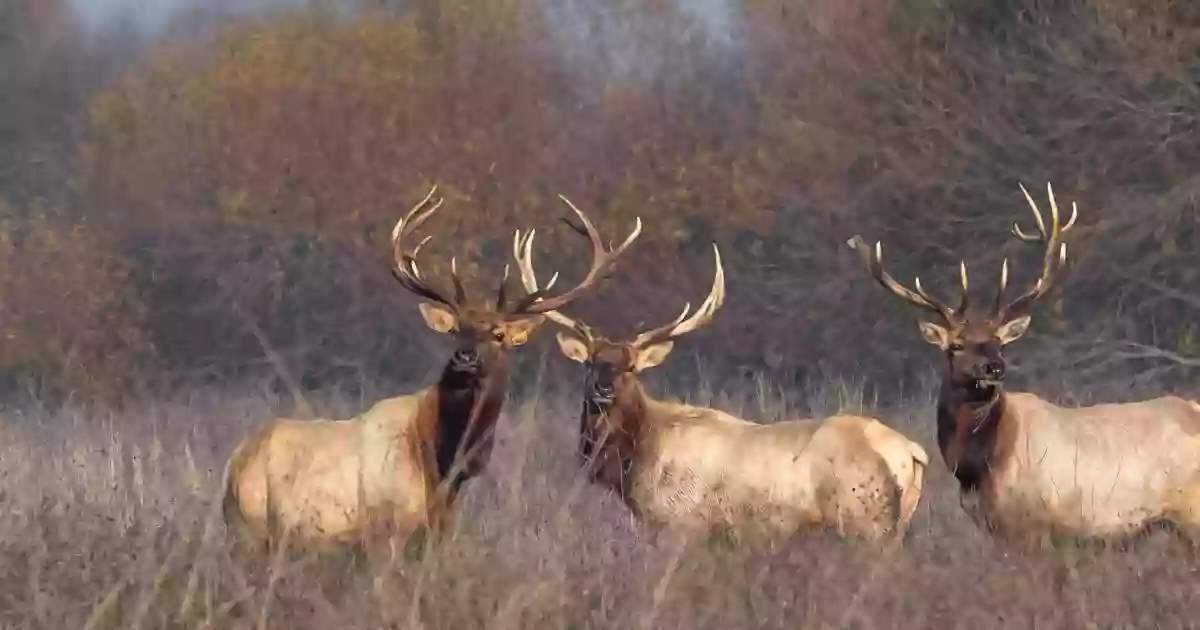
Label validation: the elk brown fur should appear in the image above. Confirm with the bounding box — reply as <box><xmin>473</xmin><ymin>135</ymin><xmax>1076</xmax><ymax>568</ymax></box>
<box><xmin>516</xmin><ymin>235</ymin><xmax>929</xmax><ymax>543</ymax></box>
<box><xmin>222</xmin><ymin>186</ymin><xmax>642</xmax><ymax>553</ymax></box>
<box><xmin>849</xmin><ymin>182</ymin><xmax>1200</xmax><ymax>543</ymax></box>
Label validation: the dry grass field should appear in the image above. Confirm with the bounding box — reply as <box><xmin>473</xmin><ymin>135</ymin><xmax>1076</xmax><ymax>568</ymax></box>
<box><xmin>1</xmin><ymin>365</ymin><xmax>1197</xmax><ymax>630</ymax></box>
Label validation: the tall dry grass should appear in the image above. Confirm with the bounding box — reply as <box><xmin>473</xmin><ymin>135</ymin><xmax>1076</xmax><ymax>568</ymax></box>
<box><xmin>1</xmin><ymin>368</ymin><xmax>1197</xmax><ymax>629</ymax></box>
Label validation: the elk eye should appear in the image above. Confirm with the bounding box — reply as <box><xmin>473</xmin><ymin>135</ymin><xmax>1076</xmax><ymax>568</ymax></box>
<box><xmin>493</xmin><ymin>330</ymin><xmax>506</xmax><ymax>342</ymax></box>
<box><xmin>949</xmin><ymin>343</ymin><xmax>964</xmax><ymax>352</ymax></box>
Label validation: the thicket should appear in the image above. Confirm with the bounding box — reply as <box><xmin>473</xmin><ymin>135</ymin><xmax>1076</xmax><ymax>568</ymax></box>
<box><xmin>3</xmin><ymin>0</ymin><xmax>1199</xmax><ymax>403</ymax></box>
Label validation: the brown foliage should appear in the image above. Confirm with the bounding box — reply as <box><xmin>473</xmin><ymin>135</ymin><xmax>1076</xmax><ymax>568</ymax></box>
<box><xmin>54</xmin><ymin>0</ymin><xmax>1200</xmax><ymax>398</ymax></box>
<box><xmin>0</xmin><ymin>204</ymin><xmax>148</xmax><ymax>401</ymax></box>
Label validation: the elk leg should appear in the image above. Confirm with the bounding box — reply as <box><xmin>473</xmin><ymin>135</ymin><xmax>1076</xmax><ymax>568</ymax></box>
<box><xmin>226</xmin><ymin>519</ymin><xmax>271</xmax><ymax>559</ymax></box>
<box><xmin>359</xmin><ymin>520</ymin><xmax>395</xmax><ymax>565</ymax></box>
<box><xmin>893</xmin><ymin>459</ymin><xmax>926</xmax><ymax>543</ymax></box>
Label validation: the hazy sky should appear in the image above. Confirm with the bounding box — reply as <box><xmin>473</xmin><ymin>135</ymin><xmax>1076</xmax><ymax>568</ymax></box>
<box><xmin>65</xmin><ymin>0</ymin><xmax>316</xmax><ymax>36</ymax></box>
<box><xmin>67</xmin><ymin>0</ymin><xmax>737</xmax><ymax>39</ymax></box>
<box><xmin>68</xmin><ymin>0</ymin><xmax>195</xmax><ymax>33</ymax></box>
<box><xmin>543</xmin><ymin>0</ymin><xmax>740</xmax><ymax>85</ymax></box>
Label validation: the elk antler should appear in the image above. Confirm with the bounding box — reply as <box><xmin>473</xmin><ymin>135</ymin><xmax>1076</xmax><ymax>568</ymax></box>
<box><xmin>391</xmin><ymin>184</ymin><xmax>464</xmax><ymax>311</ymax></box>
<box><xmin>846</xmin><ymin>235</ymin><xmax>968</xmax><ymax>325</ymax></box>
<box><xmin>493</xmin><ymin>263</ymin><xmax>511</xmax><ymax>311</ymax></box>
<box><xmin>991</xmin><ymin>182</ymin><xmax>1078</xmax><ymax>321</ymax></box>
<box><xmin>630</xmin><ymin>244</ymin><xmax>725</xmax><ymax>348</ymax></box>
<box><xmin>508</xmin><ymin>195</ymin><xmax>642</xmax><ymax>316</ymax></box>
<box><xmin>513</xmin><ymin>227</ymin><xmax>581</xmax><ymax>332</ymax></box>
<box><xmin>393</xmin><ymin>185</ymin><xmax>545</xmax><ymax>314</ymax></box>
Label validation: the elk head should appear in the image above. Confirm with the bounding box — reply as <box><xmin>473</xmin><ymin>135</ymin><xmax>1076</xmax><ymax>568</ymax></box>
<box><xmin>514</xmin><ymin>224</ymin><xmax>725</xmax><ymax>409</ymax></box>
<box><xmin>392</xmin><ymin>186</ymin><xmax>643</xmax><ymax>378</ymax></box>
<box><xmin>848</xmin><ymin>182</ymin><xmax>1078</xmax><ymax>393</ymax></box>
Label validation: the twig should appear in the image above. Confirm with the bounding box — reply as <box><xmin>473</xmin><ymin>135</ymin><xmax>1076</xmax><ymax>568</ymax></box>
<box><xmin>1106</xmin><ymin>340</ymin><xmax>1200</xmax><ymax>368</ymax></box>
<box><xmin>230</xmin><ymin>302</ymin><xmax>315</xmax><ymax>419</ymax></box>
<box><xmin>1117</xmin><ymin>272</ymin><xmax>1200</xmax><ymax>313</ymax></box>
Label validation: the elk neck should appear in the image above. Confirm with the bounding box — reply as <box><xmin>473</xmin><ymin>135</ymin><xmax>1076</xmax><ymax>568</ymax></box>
<box><xmin>425</xmin><ymin>354</ymin><xmax>511</xmax><ymax>495</ymax></box>
<box><xmin>578</xmin><ymin>372</ymin><xmax>649</xmax><ymax>502</ymax></box>
<box><xmin>936</xmin><ymin>377</ymin><xmax>1009</xmax><ymax>494</ymax></box>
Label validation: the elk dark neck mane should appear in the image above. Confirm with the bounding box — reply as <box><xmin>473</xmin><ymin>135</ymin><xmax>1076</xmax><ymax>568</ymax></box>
<box><xmin>429</xmin><ymin>358</ymin><xmax>510</xmax><ymax>496</ymax></box>
<box><xmin>578</xmin><ymin>374</ymin><xmax>649</xmax><ymax>504</ymax></box>
<box><xmin>936</xmin><ymin>378</ymin><xmax>1008</xmax><ymax>493</ymax></box>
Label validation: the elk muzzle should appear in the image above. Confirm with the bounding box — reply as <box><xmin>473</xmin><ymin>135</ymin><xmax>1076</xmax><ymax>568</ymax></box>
<box><xmin>947</xmin><ymin>340</ymin><xmax>1011</xmax><ymax>390</ymax></box>
<box><xmin>956</xmin><ymin>355</ymin><xmax>1007</xmax><ymax>389</ymax></box>
<box><xmin>590</xmin><ymin>381</ymin><xmax>616</xmax><ymax>406</ymax></box>
<box><xmin>983</xmin><ymin>361</ymin><xmax>1005</xmax><ymax>382</ymax></box>
<box><xmin>451</xmin><ymin>347</ymin><xmax>482</xmax><ymax>373</ymax></box>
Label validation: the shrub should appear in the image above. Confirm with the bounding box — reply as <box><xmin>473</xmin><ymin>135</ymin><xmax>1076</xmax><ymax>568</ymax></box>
<box><xmin>74</xmin><ymin>0</ymin><xmax>1200</xmax><ymax>399</ymax></box>
<box><xmin>0</xmin><ymin>203</ymin><xmax>149</xmax><ymax>402</ymax></box>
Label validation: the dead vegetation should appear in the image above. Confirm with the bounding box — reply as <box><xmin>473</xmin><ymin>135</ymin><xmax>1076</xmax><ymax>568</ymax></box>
<box><xmin>2</xmin><ymin>378</ymin><xmax>1199</xmax><ymax>629</ymax></box>
<box><xmin>0</xmin><ymin>0</ymin><xmax>1193</xmax><ymax>403</ymax></box>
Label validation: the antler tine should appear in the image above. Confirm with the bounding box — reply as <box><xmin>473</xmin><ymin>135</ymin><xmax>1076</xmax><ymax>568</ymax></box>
<box><xmin>1012</xmin><ymin>182</ymin><xmax>1078</xmax><ymax>245</ymax></box>
<box><xmin>1011</xmin><ymin>182</ymin><xmax>1048</xmax><ymax>243</ymax></box>
<box><xmin>391</xmin><ymin>184</ymin><xmax>442</xmax><ymax>244</ymax></box>
<box><xmin>630</xmin><ymin>302</ymin><xmax>693</xmax><ymax>348</ymax></box>
<box><xmin>998</xmin><ymin>242</ymin><xmax>1069</xmax><ymax>320</ymax></box>
<box><xmin>494</xmin><ymin>263</ymin><xmax>510</xmax><ymax>310</ymax></box>
<box><xmin>955</xmin><ymin>261</ymin><xmax>970</xmax><ymax>314</ymax></box>
<box><xmin>511</xmin><ymin>227</ymin><xmax>580</xmax><ymax>331</ymax></box>
<box><xmin>512</xmin><ymin>195</ymin><xmax>642</xmax><ymax>315</ymax></box>
<box><xmin>449</xmin><ymin>257</ymin><xmax>468</xmax><ymax>304</ymax></box>
<box><xmin>390</xmin><ymin>185</ymin><xmax>460</xmax><ymax>309</ymax></box>
<box><xmin>990</xmin><ymin>257</ymin><xmax>1010</xmax><ymax>317</ymax></box>
<box><xmin>846</xmin><ymin>235</ymin><xmax>961</xmax><ymax>324</ymax></box>
<box><xmin>633</xmin><ymin>243</ymin><xmax>725</xmax><ymax>347</ymax></box>
<box><xmin>995</xmin><ymin>182</ymin><xmax>1078</xmax><ymax>320</ymax></box>
<box><xmin>672</xmin><ymin>244</ymin><xmax>726</xmax><ymax>336</ymax></box>
<box><xmin>512</xmin><ymin>229</ymin><xmax>561</xmax><ymax>299</ymax></box>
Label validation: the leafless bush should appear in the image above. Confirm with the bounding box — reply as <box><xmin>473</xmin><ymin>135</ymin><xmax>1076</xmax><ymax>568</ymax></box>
<box><xmin>0</xmin><ymin>205</ymin><xmax>148</xmax><ymax>403</ymax></box>
<box><xmin>2</xmin><ymin>0</ymin><xmax>1199</xmax><ymax>404</ymax></box>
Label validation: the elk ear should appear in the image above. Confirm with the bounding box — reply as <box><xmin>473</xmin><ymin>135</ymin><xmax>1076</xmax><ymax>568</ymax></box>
<box><xmin>633</xmin><ymin>341</ymin><xmax>675</xmax><ymax>373</ymax></box>
<box><xmin>504</xmin><ymin>315</ymin><xmax>544</xmax><ymax>346</ymax></box>
<box><xmin>996</xmin><ymin>315</ymin><xmax>1032</xmax><ymax>345</ymax></box>
<box><xmin>418</xmin><ymin>302</ymin><xmax>457</xmax><ymax>334</ymax></box>
<box><xmin>555</xmin><ymin>331</ymin><xmax>590</xmax><ymax>363</ymax></box>
<box><xmin>918</xmin><ymin>321</ymin><xmax>951</xmax><ymax>350</ymax></box>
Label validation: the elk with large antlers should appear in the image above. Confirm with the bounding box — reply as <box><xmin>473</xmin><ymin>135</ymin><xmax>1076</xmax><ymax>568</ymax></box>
<box><xmin>517</xmin><ymin>227</ymin><xmax>929</xmax><ymax>543</ymax></box>
<box><xmin>222</xmin><ymin>186</ymin><xmax>642</xmax><ymax>553</ymax></box>
<box><xmin>848</xmin><ymin>182</ymin><xmax>1200</xmax><ymax>543</ymax></box>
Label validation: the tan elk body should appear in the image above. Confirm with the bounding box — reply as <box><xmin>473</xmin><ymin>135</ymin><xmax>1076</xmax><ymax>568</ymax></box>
<box><xmin>957</xmin><ymin>392</ymin><xmax>1200</xmax><ymax>538</ymax></box>
<box><xmin>516</xmin><ymin>231</ymin><xmax>928</xmax><ymax>543</ymax></box>
<box><xmin>849</xmin><ymin>183</ymin><xmax>1200</xmax><ymax>543</ymax></box>
<box><xmin>222</xmin><ymin>187</ymin><xmax>642</xmax><ymax>552</ymax></box>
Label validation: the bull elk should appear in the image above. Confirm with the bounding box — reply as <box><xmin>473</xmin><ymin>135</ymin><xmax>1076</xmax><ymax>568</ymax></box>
<box><xmin>848</xmin><ymin>182</ymin><xmax>1200</xmax><ymax>543</ymax></box>
<box><xmin>515</xmin><ymin>230</ymin><xmax>929</xmax><ymax>543</ymax></box>
<box><xmin>222</xmin><ymin>186</ymin><xmax>642</xmax><ymax>553</ymax></box>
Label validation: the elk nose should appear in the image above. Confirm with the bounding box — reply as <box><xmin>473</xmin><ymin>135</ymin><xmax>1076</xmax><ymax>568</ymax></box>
<box><xmin>452</xmin><ymin>348</ymin><xmax>480</xmax><ymax>366</ymax></box>
<box><xmin>984</xmin><ymin>362</ymin><xmax>1005</xmax><ymax>380</ymax></box>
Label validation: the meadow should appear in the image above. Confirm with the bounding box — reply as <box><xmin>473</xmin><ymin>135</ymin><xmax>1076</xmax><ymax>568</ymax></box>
<box><xmin>1</xmin><ymin>368</ymin><xmax>1198</xmax><ymax>629</ymax></box>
